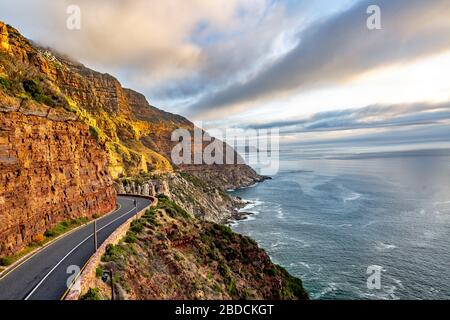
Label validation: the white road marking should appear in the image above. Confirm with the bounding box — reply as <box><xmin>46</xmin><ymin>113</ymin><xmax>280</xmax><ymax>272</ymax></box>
<box><xmin>24</xmin><ymin>199</ymin><xmax>142</xmax><ymax>300</ymax></box>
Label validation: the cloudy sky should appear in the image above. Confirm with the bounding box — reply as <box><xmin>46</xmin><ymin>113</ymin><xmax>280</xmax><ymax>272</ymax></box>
<box><xmin>1</xmin><ymin>0</ymin><xmax>450</xmax><ymax>152</ymax></box>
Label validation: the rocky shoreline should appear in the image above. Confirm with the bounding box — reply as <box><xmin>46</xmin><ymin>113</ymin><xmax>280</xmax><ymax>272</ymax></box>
<box><xmin>226</xmin><ymin>179</ymin><xmax>270</xmax><ymax>224</ymax></box>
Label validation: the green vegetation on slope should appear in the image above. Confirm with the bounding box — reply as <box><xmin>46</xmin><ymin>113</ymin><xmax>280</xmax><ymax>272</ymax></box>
<box><xmin>0</xmin><ymin>46</ymin><xmax>173</xmax><ymax>179</ymax></box>
<box><xmin>87</xmin><ymin>195</ymin><xmax>309</xmax><ymax>300</ymax></box>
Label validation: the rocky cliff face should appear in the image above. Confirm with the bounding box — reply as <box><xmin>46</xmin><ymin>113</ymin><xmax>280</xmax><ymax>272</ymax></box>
<box><xmin>0</xmin><ymin>94</ymin><xmax>116</xmax><ymax>256</ymax></box>
<box><xmin>1</xmin><ymin>21</ymin><xmax>308</xmax><ymax>300</ymax></box>
<box><xmin>0</xmin><ymin>22</ymin><xmax>263</xmax><ymax>187</ymax></box>
<box><xmin>0</xmin><ymin>21</ymin><xmax>263</xmax><ymax>255</ymax></box>
<box><xmin>1</xmin><ymin>20</ymin><xmax>263</xmax><ymax>221</ymax></box>
<box><xmin>0</xmin><ymin>22</ymin><xmax>118</xmax><ymax>257</ymax></box>
<box><xmin>115</xmin><ymin>172</ymin><xmax>245</xmax><ymax>223</ymax></box>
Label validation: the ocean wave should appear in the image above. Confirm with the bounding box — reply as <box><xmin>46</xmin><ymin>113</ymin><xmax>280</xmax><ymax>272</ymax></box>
<box><xmin>362</xmin><ymin>220</ymin><xmax>377</xmax><ymax>228</ymax></box>
<box><xmin>243</xmin><ymin>215</ymin><xmax>257</xmax><ymax>222</ymax></box>
<box><xmin>375</xmin><ymin>242</ymin><xmax>398</xmax><ymax>251</ymax></box>
<box><xmin>298</xmin><ymin>221</ymin><xmax>352</xmax><ymax>229</ymax></box>
<box><xmin>285</xmin><ymin>236</ymin><xmax>311</xmax><ymax>248</ymax></box>
<box><xmin>336</xmin><ymin>223</ymin><xmax>353</xmax><ymax>228</ymax></box>
<box><xmin>276</xmin><ymin>207</ymin><xmax>285</xmax><ymax>220</ymax></box>
<box><xmin>315</xmin><ymin>282</ymin><xmax>338</xmax><ymax>299</ymax></box>
<box><xmin>433</xmin><ymin>200</ymin><xmax>450</xmax><ymax>207</ymax></box>
<box><xmin>343</xmin><ymin>192</ymin><xmax>362</xmax><ymax>202</ymax></box>
<box><xmin>298</xmin><ymin>261</ymin><xmax>311</xmax><ymax>270</ymax></box>
<box><xmin>227</xmin><ymin>182</ymin><xmax>260</xmax><ymax>192</ymax></box>
<box><xmin>238</xmin><ymin>199</ymin><xmax>263</xmax><ymax>214</ymax></box>
<box><xmin>240</xmin><ymin>182</ymin><xmax>260</xmax><ymax>190</ymax></box>
<box><xmin>270</xmin><ymin>240</ymin><xmax>287</xmax><ymax>249</ymax></box>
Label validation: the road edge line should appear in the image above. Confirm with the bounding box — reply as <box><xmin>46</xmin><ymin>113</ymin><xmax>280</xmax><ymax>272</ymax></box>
<box><xmin>0</xmin><ymin>202</ymin><xmax>122</xmax><ymax>281</ymax></box>
<box><xmin>26</xmin><ymin>202</ymin><xmax>140</xmax><ymax>300</ymax></box>
<box><xmin>63</xmin><ymin>195</ymin><xmax>157</xmax><ymax>300</ymax></box>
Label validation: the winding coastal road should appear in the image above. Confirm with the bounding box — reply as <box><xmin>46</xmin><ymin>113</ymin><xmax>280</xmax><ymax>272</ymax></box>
<box><xmin>0</xmin><ymin>195</ymin><xmax>151</xmax><ymax>300</ymax></box>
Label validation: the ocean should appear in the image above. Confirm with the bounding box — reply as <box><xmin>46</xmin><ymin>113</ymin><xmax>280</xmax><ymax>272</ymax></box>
<box><xmin>229</xmin><ymin>148</ymin><xmax>450</xmax><ymax>300</ymax></box>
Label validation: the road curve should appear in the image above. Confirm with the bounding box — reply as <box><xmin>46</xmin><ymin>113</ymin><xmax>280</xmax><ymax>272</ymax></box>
<box><xmin>0</xmin><ymin>195</ymin><xmax>151</xmax><ymax>300</ymax></box>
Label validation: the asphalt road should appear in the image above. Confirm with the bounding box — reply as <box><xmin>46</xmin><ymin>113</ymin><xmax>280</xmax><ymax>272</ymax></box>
<box><xmin>0</xmin><ymin>195</ymin><xmax>151</xmax><ymax>300</ymax></box>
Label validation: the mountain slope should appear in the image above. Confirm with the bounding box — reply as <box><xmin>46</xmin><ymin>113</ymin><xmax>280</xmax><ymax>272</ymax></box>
<box><xmin>0</xmin><ymin>22</ymin><xmax>263</xmax><ymax>189</ymax></box>
<box><xmin>84</xmin><ymin>195</ymin><xmax>309</xmax><ymax>300</ymax></box>
<box><xmin>0</xmin><ymin>21</ymin><xmax>308</xmax><ymax>300</ymax></box>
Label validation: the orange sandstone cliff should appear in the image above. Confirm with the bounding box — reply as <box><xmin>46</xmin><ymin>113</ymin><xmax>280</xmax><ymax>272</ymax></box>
<box><xmin>0</xmin><ymin>20</ymin><xmax>261</xmax><ymax>254</ymax></box>
<box><xmin>0</xmin><ymin>21</ymin><xmax>308</xmax><ymax>300</ymax></box>
<box><xmin>0</xmin><ymin>100</ymin><xmax>116</xmax><ymax>256</ymax></box>
<box><xmin>0</xmin><ymin>22</ymin><xmax>118</xmax><ymax>256</ymax></box>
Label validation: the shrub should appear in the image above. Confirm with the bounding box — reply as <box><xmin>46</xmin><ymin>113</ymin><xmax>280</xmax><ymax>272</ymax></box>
<box><xmin>43</xmin><ymin>218</ymin><xmax>88</xmax><ymax>239</ymax></box>
<box><xmin>0</xmin><ymin>256</ymin><xmax>14</xmax><ymax>267</ymax></box>
<box><xmin>143</xmin><ymin>209</ymin><xmax>160</xmax><ymax>228</ymax></box>
<box><xmin>179</xmin><ymin>172</ymin><xmax>208</xmax><ymax>191</ymax></box>
<box><xmin>266</xmin><ymin>266</ymin><xmax>277</xmax><ymax>276</ymax></box>
<box><xmin>22</xmin><ymin>79</ymin><xmax>55</xmax><ymax>106</ymax></box>
<box><xmin>95</xmin><ymin>267</ymin><xmax>103</xmax><ymax>278</ymax></box>
<box><xmin>0</xmin><ymin>77</ymin><xmax>11</xmax><ymax>91</ymax></box>
<box><xmin>89</xmin><ymin>126</ymin><xmax>100</xmax><ymax>141</ymax></box>
<box><xmin>215</xmin><ymin>224</ymin><xmax>233</xmax><ymax>238</ymax></box>
<box><xmin>124</xmin><ymin>231</ymin><xmax>137</xmax><ymax>244</ymax></box>
<box><xmin>277</xmin><ymin>266</ymin><xmax>309</xmax><ymax>299</ymax></box>
<box><xmin>173</xmin><ymin>253</ymin><xmax>183</xmax><ymax>261</ymax></box>
<box><xmin>157</xmin><ymin>196</ymin><xmax>190</xmax><ymax>219</ymax></box>
<box><xmin>101</xmin><ymin>244</ymin><xmax>125</xmax><ymax>262</ymax></box>
<box><xmin>226</xmin><ymin>278</ymin><xmax>237</xmax><ymax>296</ymax></box>
<box><xmin>81</xmin><ymin>288</ymin><xmax>103</xmax><ymax>300</ymax></box>
<box><xmin>44</xmin><ymin>229</ymin><xmax>57</xmax><ymax>238</ymax></box>
<box><xmin>130</xmin><ymin>220</ymin><xmax>144</xmax><ymax>234</ymax></box>
<box><xmin>32</xmin><ymin>233</ymin><xmax>45</xmax><ymax>244</ymax></box>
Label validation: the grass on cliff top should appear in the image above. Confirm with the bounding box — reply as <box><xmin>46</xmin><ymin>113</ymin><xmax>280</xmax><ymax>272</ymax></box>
<box><xmin>0</xmin><ymin>216</ymin><xmax>96</xmax><ymax>267</ymax></box>
<box><xmin>0</xmin><ymin>52</ymin><xmax>63</xmax><ymax>106</ymax></box>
